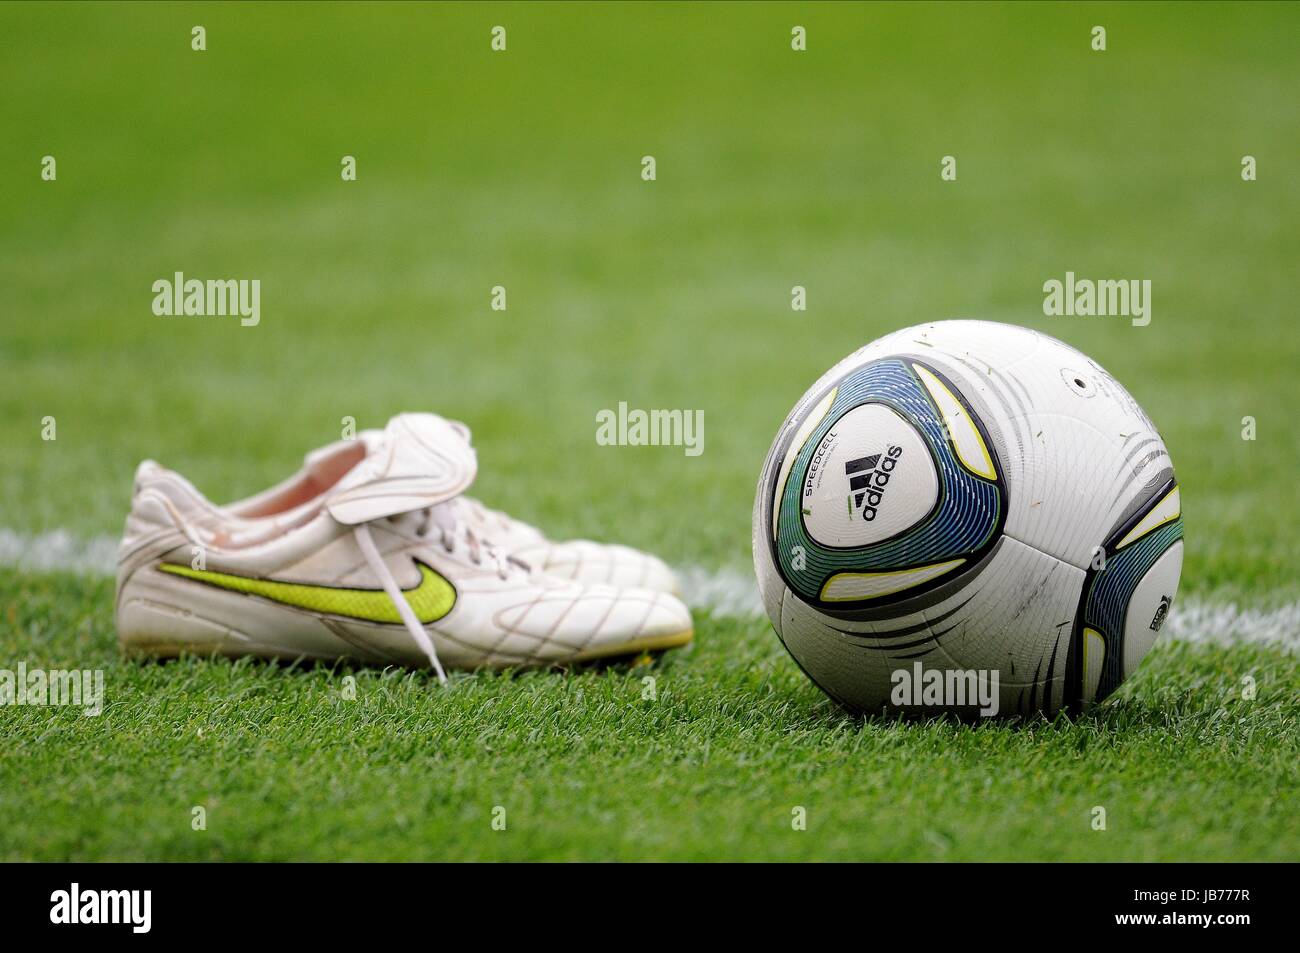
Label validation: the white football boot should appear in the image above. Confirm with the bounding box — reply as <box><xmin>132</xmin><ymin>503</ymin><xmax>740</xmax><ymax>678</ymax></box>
<box><xmin>449</xmin><ymin>496</ymin><xmax>680</xmax><ymax>593</ymax></box>
<box><xmin>225</xmin><ymin>424</ymin><xmax>681</xmax><ymax>594</ymax></box>
<box><xmin>116</xmin><ymin>414</ymin><xmax>693</xmax><ymax>679</ymax></box>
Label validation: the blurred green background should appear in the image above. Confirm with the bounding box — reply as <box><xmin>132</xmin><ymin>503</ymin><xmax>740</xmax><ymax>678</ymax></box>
<box><xmin>2</xmin><ymin>1</ymin><xmax>1297</xmax><ymax>599</ymax></box>
<box><xmin>0</xmin><ymin>2</ymin><xmax>1297</xmax><ymax>862</ymax></box>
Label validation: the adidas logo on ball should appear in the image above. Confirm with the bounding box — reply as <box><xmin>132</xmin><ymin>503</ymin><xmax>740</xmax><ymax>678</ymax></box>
<box><xmin>844</xmin><ymin>446</ymin><xmax>903</xmax><ymax>520</ymax></box>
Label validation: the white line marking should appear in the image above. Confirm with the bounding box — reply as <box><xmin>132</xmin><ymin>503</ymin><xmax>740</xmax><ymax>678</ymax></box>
<box><xmin>677</xmin><ymin>564</ymin><xmax>1299</xmax><ymax>651</ymax></box>
<box><xmin>0</xmin><ymin>529</ymin><xmax>118</xmax><ymax>576</ymax></box>
<box><xmin>677</xmin><ymin>565</ymin><xmax>765</xmax><ymax>620</ymax></box>
<box><xmin>0</xmin><ymin>531</ymin><xmax>1295</xmax><ymax>651</ymax></box>
<box><xmin>1162</xmin><ymin>599</ymin><xmax>1300</xmax><ymax>651</ymax></box>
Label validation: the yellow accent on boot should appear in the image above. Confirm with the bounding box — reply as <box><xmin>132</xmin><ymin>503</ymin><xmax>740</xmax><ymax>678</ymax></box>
<box><xmin>158</xmin><ymin>561</ymin><xmax>455</xmax><ymax>624</ymax></box>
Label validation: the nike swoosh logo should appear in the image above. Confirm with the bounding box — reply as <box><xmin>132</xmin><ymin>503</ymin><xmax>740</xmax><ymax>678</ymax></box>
<box><xmin>158</xmin><ymin>560</ymin><xmax>456</xmax><ymax>624</ymax></box>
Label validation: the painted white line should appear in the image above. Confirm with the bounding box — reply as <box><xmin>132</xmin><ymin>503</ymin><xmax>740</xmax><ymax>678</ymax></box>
<box><xmin>677</xmin><ymin>564</ymin><xmax>1299</xmax><ymax>651</ymax></box>
<box><xmin>678</xmin><ymin>565</ymin><xmax>765</xmax><ymax>619</ymax></box>
<box><xmin>0</xmin><ymin>529</ymin><xmax>118</xmax><ymax>576</ymax></box>
<box><xmin>0</xmin><ymin>531</ymin><xmax>1295</xmax><ymax>651</ymax></box>
<box><xmin>1162</xmin><ymin>599</ymin><xmax>1300</xmax><ymax>651</ymax></box>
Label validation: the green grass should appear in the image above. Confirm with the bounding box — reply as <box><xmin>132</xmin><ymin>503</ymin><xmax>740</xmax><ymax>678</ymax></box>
<box><xmin>3</xmin><ymin>569</ymin><xmax>1296</xmax><ymax>862</ymax></box>
<box><xmin>0</xmin><ymin>1</ymin><xmax>1297</xmax><ymax>860</ymax></box>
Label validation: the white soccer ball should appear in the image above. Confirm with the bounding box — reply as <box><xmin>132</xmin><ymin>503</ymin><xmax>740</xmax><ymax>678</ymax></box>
<box><xmin>752</xmin><ymin>321</ymin><xmax>1183</xmax><ymax>717</ymax></box>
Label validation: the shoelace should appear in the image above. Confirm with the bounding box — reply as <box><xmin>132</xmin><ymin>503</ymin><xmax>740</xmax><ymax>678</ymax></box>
<box><xmin>351</xmin><ymin>503</ymin><xmax>525</xmax><ymax>686</ymax></box>
<box><xmin>352</xmin><ymin>522</ymin><xmax>448</xmax><ymax>685</ymax></box>
<box><xmin>458</xmin><ymin>497</ymin><xmax>519</xmax><ymax>539</ymax></box>
<box><xmin>422</xmin><ymin>503</ymin><xmax>520</xmax><ymax>578</ymax></box>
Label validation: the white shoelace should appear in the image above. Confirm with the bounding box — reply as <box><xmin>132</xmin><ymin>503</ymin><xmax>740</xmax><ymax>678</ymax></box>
<box><xmin>458</xmin><ymin>497</ymin><xmax>518</xmax><ymax>539</ymax></box>
<box><xmin>351</xmin><ymin>504</ymin><xmax>526</xmax><ymax>686</ymax></box>
<box><xmin>352</xmin><ymin>521</ymin><xmax>448</xmax><ymax>685</ymax></box>
<box><xmin>422</xmin><ymin>503</ymin><xmax>521</xmax><ymax>578</ymax></box>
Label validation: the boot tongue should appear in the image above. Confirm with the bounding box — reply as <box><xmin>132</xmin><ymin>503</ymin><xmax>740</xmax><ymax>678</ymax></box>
<box><xmin>326</xmin><ymin>413</ymin><xmax>477</xmax><ymax>525</ymax></box>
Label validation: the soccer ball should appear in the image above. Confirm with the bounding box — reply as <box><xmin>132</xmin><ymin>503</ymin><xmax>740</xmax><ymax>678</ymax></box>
<box><xmin>752</xmin><ymin>321</ymin><xmax>1182</xmax><ymax>717</ymax></box>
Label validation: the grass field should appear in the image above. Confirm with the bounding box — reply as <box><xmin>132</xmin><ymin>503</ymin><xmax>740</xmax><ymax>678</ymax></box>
<box><xmin>1</xmin><ymin>1</ymin><xmax>1297</xmax><ymax>861</ymax></box>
